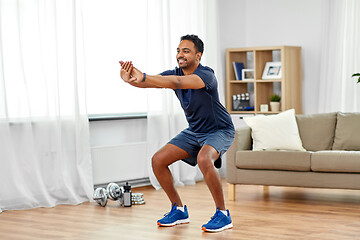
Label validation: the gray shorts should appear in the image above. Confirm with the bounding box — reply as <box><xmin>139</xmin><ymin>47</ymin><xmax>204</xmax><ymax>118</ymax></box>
<box><xmin>168</xmin><ymin>128</ymin><xmax>235</xmax><ymax>169</ymax></box>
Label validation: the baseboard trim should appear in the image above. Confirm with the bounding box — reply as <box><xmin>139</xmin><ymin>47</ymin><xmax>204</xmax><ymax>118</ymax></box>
<box><xmin>94</xmin><ymin>177</ymin><xmax>151</xmax><ymax>189</ymax></box>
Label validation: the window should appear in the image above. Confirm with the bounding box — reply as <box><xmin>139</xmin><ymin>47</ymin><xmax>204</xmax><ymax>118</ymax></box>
<box><xmin>82</xmin><ymin>0</ymin><xmax>148</xmax><ymax>115</ymax></box>
<box><xmin>1</xmin><ymin>0</ymin><xmax>209</xmax><ymax>119</ymax></box>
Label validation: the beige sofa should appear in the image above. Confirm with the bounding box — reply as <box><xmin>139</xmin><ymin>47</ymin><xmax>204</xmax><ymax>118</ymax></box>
<box><xmin>226</xmin><ymin>112</ymin><xmax>360</xmax><ymax>200</ymax></box>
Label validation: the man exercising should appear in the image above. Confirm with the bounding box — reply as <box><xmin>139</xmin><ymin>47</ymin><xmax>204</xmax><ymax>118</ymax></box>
<box><xmin>119</xmin><ymin>34</ymin><xmax>235</xmax><ymax>232</ymax></box>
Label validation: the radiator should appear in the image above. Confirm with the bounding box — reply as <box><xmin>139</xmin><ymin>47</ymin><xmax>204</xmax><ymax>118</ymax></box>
<box><xmin>91</xmin><ymin>142</ymin><xmax>149</xmax><ymax>185</ymax></box>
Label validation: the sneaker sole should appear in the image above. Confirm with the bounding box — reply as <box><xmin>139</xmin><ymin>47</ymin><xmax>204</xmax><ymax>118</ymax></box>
<box><xmin>157</xmin><ymin>218</ymin><xmax>190</xmax><ymax>227</ymax></box>
<box><xmin>201</xmin><ymin>223</ymin><xmax>233</xmax><ymax>232</ymax></box>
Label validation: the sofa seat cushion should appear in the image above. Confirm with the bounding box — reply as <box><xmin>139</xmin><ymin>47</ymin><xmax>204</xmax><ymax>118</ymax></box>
<box><xmin>235</xmin><ymin>150</ymin><xmax>311</xmax><ymax>171</ymax></box>
<box><xmin>311</xmin><ymin>151</ymin><xmax>360</xmax><ymax>173</ymax></box>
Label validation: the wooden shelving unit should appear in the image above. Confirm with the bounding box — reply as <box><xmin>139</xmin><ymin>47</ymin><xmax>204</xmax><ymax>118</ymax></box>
<box><xmin>226</xmin><ymin>46</ymin><xmax>303</xmax><ymax>115</ymax></box>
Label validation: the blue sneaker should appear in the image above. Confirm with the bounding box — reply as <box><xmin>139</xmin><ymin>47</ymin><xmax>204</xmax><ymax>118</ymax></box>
<box><xmin>202</xmin><ymin>208</ymin><xmax>233</xmax><ymax>232</ymax></box>
<box><xmin>157</xmin><ymin>203</ymin><xmax>190</xmax><ymax>227</ymax></box>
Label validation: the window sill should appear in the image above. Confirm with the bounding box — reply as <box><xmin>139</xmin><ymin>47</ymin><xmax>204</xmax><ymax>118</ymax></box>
<box><xmin>88</xmin><ymin>112</ymin><xmax>147</xmax><ymax>122</ymax></box>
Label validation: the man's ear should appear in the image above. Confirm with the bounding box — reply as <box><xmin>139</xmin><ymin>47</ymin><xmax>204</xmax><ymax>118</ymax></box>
<box><xmin>196</xmin><ymin>52</ymin><xmax>202</xmax><ymax>61</ymax></box>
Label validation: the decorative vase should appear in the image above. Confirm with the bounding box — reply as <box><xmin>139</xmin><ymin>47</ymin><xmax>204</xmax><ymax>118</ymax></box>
<box><xmin>270</xmin><ymin>102</ymin><xmax>280</xmax><ymax>112</ymax></box>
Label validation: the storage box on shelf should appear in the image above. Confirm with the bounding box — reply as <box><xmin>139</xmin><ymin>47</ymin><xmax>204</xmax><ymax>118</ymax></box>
<box><xmin>226</xmin><ymin>46</ymin><xmax>303</xmax><ymax>115</ymax></box>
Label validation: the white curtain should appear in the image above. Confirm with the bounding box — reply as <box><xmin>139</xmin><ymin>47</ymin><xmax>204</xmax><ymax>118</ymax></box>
<box><xmin>0</xmin><ymin>0</ymin><xmax>93</xmax><ymax>212</ymax></box>
<box><xmin>145</xmin><ymin>0</ymin><xmax>220</xmax><ymax>189</ymax></box>
<box><xmin>318</xmin><ymin>0</ymin><xmax>360</xmax><ymax>112</ymax></box>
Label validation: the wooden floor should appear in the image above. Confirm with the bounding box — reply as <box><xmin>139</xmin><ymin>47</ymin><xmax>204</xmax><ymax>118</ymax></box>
<box><xmin>1</xmin><ymin>179</ymin><xmax>359</xmax><ymax>240</ymax></box>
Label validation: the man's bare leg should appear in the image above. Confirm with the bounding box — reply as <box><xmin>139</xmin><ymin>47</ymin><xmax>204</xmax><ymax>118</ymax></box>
<box><xmin>197</xmin><ymin>145</ymin><xmax>225</xmax><ymax>210</ymax></box>
<box><xmin>199</xmin><ymin>145</ymin><xmax>233</xmax><ymax>232</ymax></box>
<box><xmin>152</xmin><ymin>143</ymin><xmax>190</xmax><ymax>207</ymax></box>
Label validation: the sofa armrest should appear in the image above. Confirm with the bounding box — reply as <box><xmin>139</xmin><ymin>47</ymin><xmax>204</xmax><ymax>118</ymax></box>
<box><xmin>226</xmin><ymin>126</ymin><xmax>252</xmax><ymax>184</ymax></box>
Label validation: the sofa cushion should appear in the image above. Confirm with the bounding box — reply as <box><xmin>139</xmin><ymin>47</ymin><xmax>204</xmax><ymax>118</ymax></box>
<box><xmin>296</xmin><ymin>112</ymin><xmax>337</xmax><ymax>151</ymax></box>
<box><xmin>235</xmin><ymin>150</ymin><xmax>311</xmax><ymax>171</ymax></box>
<box><xmin>311</xmin><ymin>151</ymin><xmax>360</xmax><ymax>173</ymax></box>
<box><xmin>332</xmin><ymin>112</ymin><xmax>360</xmax><ymax>150</ymax></box>
<box><xmin>243</xmin><ymin>109</ymin><xmax>305</xmax><ymax>151</ymax></box>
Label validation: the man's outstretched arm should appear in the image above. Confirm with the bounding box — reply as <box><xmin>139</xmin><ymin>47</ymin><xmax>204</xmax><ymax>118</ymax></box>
<box><xmin>119</xmin><ymin>61</ymin><xmax>161</xmax><ymax>88</ymax></box>
<box><xmin>120</xmin><ymin>61</ymin><xmax>205</xmax><ymax>89</ymax></box>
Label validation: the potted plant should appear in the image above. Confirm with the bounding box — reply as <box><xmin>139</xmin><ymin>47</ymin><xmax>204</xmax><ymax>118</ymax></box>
<box><xmin>352</xmin><ymin>73</ymin><xmax>360</xmax><ymax>83</ymax></box>
<box><xmin>270</xmin><ymin>94</ymin><xmax>281</xmax><ymax>112</ymax></box>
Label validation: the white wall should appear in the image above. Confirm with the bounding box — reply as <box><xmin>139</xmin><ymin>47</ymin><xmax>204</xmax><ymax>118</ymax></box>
<box><xmin>218</xmin><ymin>0</ymin><xmax>247</xmax><ymax>75</ymax></box>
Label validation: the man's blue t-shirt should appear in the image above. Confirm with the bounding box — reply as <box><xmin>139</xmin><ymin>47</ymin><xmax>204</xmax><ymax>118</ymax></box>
<box><xmin>160</xmin><ymin>64</ymin><xmax>234</xmax><ymax>133</ymax></box>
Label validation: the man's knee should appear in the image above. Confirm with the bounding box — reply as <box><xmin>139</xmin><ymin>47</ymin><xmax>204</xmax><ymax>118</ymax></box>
<box><xmin>151</xmin><ymin>153</ymin><xmax>161</xmax><ymax>170</ymax></box>
<box><xmin>197</xmin><ymin>154</ymin><xmax>213</xmax><ymax>171</ymax></box>
<box><xmin>152</xmin><ymin>152</ymin><xmax>167</xmax><ymax>170</ymax></box>
<box><xmin>198</xmin><ymin>145</ymin><xmax>219</xmax><ymax>171</ymax></box>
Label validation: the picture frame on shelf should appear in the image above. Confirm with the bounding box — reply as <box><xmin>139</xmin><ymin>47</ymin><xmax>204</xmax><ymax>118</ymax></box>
<box><xmin>242</xmin><ymin>69</ymin><xmax>254</xmax><ymax>80</ymax></box>
<box><xmin>262</xmin><ymin>62</ymin><xmax>282</xmax><ymax>79</ymax></box>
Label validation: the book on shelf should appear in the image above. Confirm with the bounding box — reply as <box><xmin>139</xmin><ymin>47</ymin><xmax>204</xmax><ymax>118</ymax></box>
<box><xmin>232</xmin><ymin>62</ymin><xmax>244</xmax><ymax>80</ymax></box>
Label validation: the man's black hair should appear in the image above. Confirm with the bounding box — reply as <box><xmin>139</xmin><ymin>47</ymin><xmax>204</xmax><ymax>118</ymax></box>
<box><xmin>180</xmin><ymin>34</ymin><xmax>204</xmax><ymax>54</ymax></box>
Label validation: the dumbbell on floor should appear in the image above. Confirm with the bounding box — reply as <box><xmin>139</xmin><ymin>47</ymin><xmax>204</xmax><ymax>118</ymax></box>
<box><xmin>93</xmin><ymin>187</ymin><xmax>108</xmax><ymax>207</ymax></box>
<box><xmin>93</xmin><ymin>182</ymin><xmax>124</xmax><ymax>207</ymax></box>
<box><xmin>106</xmin><ymin>182</ymin><xmax>124</xmax><ymax>203</ymax></box>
